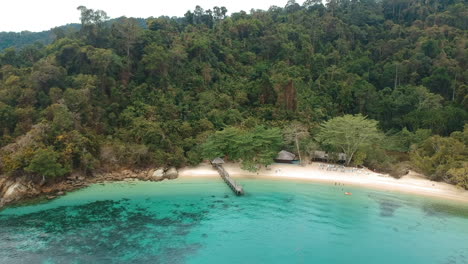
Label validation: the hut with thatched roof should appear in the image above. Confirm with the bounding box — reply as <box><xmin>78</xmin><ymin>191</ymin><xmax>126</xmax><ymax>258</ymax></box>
<box><xmin>337</xmin><ymin>153</ymin><xmax>347</xmax><ymax>163</ymax></box>
<box><xmin>313</xmin><ymin>151</ymin><xmax>328</xmax><ymax>161</ymax></box>
<box><xmin>211</xmin><ymin>157</ymin><xmax>225</xmax><ymax>165</ymax></box>
<box><xmin>274</xmin><ymin>150</ymin><xmax>296</xmax><ymax>163</ymax></box>
<box><xmin>312</xmin><ymin>151</ymin><xmax>347</xmax><ymax>163</ymax></box>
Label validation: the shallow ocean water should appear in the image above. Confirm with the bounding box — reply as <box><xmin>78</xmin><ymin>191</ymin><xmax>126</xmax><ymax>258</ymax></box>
<box><xmin>1</xmin><ymin>177</ymin><xmax>468</xmax><ymax>264</ymax></box>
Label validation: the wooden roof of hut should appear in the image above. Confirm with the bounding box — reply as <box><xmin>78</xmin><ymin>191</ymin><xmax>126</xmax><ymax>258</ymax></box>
<box><xmin>337</xmin><ymin>153</ymin><xmax>347</xmax><ymax>162</ymax></box>
<box><xmin>313</xmin><ymin>151</ymin><xmax>328</xmax><ymax>159</ymax></box>
<box><xmin>211</xmin><ymin>157</ymin><xmax>225</xmax><ymax>165</ymax></box>
<box><xmin>276</xmin><ymin>150</ymin><xmax>296</xmax><ymax>161</ymax></box>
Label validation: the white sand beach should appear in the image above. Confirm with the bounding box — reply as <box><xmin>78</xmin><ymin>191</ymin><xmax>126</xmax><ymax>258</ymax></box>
<box><xmin>179</xmin><ymin>162</ymin><xmax>468</xmax><ymax>203</ymax></box>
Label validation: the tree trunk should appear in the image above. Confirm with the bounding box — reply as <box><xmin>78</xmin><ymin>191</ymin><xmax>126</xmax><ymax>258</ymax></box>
<box><xmin>40</xmin><ymin>175</ymin><xmax>46</xmax><ymax>186</ymax></box>
<box><xmin>295</xmin><ymin>136</ymin><xmax>302</xmax><ymax>165</ymax></box>
<box><xmin>346</xmin><ymin>151</ymin><xmax>355</xmax><ymax>166</ymax></box>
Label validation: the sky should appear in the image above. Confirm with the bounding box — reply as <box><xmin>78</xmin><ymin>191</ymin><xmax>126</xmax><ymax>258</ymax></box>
<box><xmin>0</xmin><ymin>0</ymin><xmax>292</xmax><ymax>32</ymax></box>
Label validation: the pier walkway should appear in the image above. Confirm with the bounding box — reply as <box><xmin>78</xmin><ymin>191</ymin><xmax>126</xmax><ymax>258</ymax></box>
<box><xmin>211</xmin><ymin>159</ymin><xmax>244</xmax><ymax>196</ymax></box>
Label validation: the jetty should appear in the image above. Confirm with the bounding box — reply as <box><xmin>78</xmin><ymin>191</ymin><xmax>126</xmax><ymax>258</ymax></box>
<box><xmin>211</xmin><ymin>158</ymin><xmax>244</xmax><ymax>196</ymax></box>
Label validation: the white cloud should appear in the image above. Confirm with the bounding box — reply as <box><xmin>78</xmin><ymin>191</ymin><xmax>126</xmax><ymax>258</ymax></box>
<box><xmin>0</xmin><ymin>0</ymin><xmax>291</xmax><ymax>32</ymax></box>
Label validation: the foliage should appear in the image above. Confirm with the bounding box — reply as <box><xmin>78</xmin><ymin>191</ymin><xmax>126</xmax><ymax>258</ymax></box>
<box><xmin>25</xmin><ymin>147</ymin><xmax>69</xmax><ymax>181</ymax></box>
<box><xmin>411</xmin><ymin>125</ymin><xmax>468</xmax><ymax>189</ymax></box>
<box><xmin>317</xmin><ymin>114</ymin><xmax>382</xmax><ymax>165</ymax></box>
<box><xmin>283</xmin><ymin>122</ymin><xmax>310</xmax><ymax>165</ymax></box>
<box><xmin>202</xmin><ymin>126</ymin><xmax>283</xmax><ymax>171</ymax></box>
<box><xmin>386</xmin><ymin>128</ymin><xmax>432</xmax><ymax>152</ymax></box>
<box><xmin>99</xmin><ymin>141</ymin><xmax>151</xmax><ymax>169</ymax></box>
<box><xmin>447</xmin><ymin>164</ymin><xmax>468</xmax><ymax>190</ymax></box>
<box><xmin>0</xmin><ymin>1</ymin><xmax>467</xmax><ymax>187</ymax></box>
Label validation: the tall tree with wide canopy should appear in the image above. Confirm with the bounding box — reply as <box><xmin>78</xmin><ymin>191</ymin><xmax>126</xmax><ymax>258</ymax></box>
<box><xmin>317</xmin><ymin>114</ymin><xmax>382</xmax><ymax>165</ymax></box>
<box><xmin>202</xmin><ymin>126</ymin><xmax>283</xmax><ymax>171</ymax></box>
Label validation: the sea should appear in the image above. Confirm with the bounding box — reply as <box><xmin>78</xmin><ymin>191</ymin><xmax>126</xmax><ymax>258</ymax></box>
<box><xmin>1</xmin><ymin>177</ymin><xmax>468</xmax><ymax>264</ymax></box>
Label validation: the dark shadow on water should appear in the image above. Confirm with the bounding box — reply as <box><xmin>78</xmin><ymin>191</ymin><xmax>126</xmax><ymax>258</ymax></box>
<box><xmin>378</xmin><ymin>199</ymin><xmax>402</xmax><ymax>217</ymax></box>
<box><xmin>0</xmin><ymin>199</ymin><xmax>206</xmax><ymax>263</ymax></box>
<box><xmin>368</xmin><ymin>193</ymin><xmax>406</xmax><ymax>217</ymax></box>
<box><xmin>422</xmin><ymin>202</ymin><xmax>468</xmax><ymax>219</ymax></box>
<box><xmin>368</xmin><ymin>191</ymin><xmax>468</xmax><ymax>220</ymax></box>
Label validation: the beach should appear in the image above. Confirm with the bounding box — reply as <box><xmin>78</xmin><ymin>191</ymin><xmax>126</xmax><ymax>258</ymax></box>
<box><xmin>179</xmin><ymin>162</ymin><xmax>468</xmax><ymax>203</ymax></box>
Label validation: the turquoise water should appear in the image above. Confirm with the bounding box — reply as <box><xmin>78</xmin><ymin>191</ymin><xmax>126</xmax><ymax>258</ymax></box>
<box><xmin>1</xmin><ymin>177</ymin><xmax>468</xmax><ymax>264</ymax></box>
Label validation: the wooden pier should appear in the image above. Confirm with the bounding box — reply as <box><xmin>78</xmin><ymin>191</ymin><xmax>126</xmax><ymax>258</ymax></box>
<box><xmin>211</xmin><ymin>160</ymin><xmax>244</xmax><ymax>196</ymax></box>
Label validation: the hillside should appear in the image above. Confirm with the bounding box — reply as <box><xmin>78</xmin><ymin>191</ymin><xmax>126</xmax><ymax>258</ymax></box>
<box><xmin>0</xmin><ymin>1</ymin><xmax>467</xmax><ymax>189</ymax></box>
<box><xmin>0</xmin><ymin>24</ymin><xmax>80</xmax><ymax>51</ymax></box>
<box><xmin>0</xmin><ymin>18</ymin><xmax>147</xmax><ymax>51</ymax></box>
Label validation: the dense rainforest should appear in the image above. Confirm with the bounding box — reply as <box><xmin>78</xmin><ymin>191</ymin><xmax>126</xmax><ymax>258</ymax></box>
<box><xmin>0</xmin><ymin>0</ymin><xmax>467</xmax><ymax>189</ymax></box>
<box><xmin>0</xmin><ymin>24</ymin><xmax>80</xmax><ymax>51</ymax></box>
<box><xmin>0</xmin><ymin>19</ymin><xmax>147</xmax><ymax>51</ymax></box>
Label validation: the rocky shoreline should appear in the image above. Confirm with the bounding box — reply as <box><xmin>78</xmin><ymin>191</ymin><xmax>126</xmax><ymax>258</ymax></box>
<box><xmin>0</xmin><ymin>167</ymin><xmax>179</xmax><ymax>210</ymax></box>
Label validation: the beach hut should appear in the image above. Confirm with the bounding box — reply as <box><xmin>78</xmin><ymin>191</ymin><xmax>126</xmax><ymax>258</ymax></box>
<box><xmin>313</xmin><ymin>151</ymin><xmax>328</xmax><ymax>161</ymax></box>
<box><xmin>337</xmin><ymin>153</ymin><xmax>347</xmax><ymax>163</ymax></box>
<box><xmin>211</xmin><ymin>157</ymin><xmax>225</xmax><ymax>165</ymax></box>
<box><xmin>274</xmin><ymin>150</ymin><xmax>296</xmax><ymax>163</ymax></box>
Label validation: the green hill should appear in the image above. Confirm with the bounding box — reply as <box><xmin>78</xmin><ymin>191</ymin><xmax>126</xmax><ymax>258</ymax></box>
<box><xmin>0</xmin><ymin>24</ymin><xmax>80</xmax><ymax>51</ymax></box>
<box><xmin>0</xmin><ymin>2</ymin><xmax>466</xmax><ymax>188</ymax></box>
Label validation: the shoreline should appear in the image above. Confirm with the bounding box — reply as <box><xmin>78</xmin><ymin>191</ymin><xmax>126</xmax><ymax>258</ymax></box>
<box><xmin>2</xmin><ymin>162</ymin><xmax>468</xmax><ymax>210</ymax></box>
<box><xmin>179</xmin><ymin>162</ymin><xmax>468</xmax><ymax>203</ymax></box>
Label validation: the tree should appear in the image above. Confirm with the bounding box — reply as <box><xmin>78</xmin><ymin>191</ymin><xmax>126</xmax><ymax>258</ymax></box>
<box><xmin>44</xmin><ymin>104</ymin><xmax>74</xmax><ymax>132</ymax></box>
<box><xmin>317</xmin><ymin>114</ymin><xmax>382</xmax><ymax>165</ymax></box>
<box><xmin>411</xmin><ymin>125</ymin><xmax>468</xmax><ymax>188</ymax></box>
<box><xmin>56</xmin><ymin>130</ymin><xmax>98</xmax><ymax>173</ymax></box>
<box><xmin>213</xmin><ymin>6</ymin><xmax>228</xmax><ymax>21</ymax></box>
<box><xmin>241</xmin><ymin>126</ymin><xmax>283</xmax><ymax>170</ymax></box>
<box><xmin>422</xmin><ymin>68</ymin><xmax>453</xmax><ymax>100</ymax></box>
<box><xmin>112</xmin><ymin>17</ymin><xmax>142</xmax><ymax>64</ymax></box>
<box><xmin>30</xmin><ymin>57</ymin><xmax>66</xmax><ymax>93</ymax></box>
<box><xmin>303</xmin><ymin>0</ymin><xmax>323</xmax><ymax>8</ymax></box>
<box><xmin>141</xmin><ymin>43</ymin><xmax>169</xmax><ymax>80</ymax></box>
<box><xmin>283</xmin><ymin>122</ymin><xmax>309</xmax><ymax>165</ymax></box>
<box><xmin>386</xmin><ymin>128</ymin><xmax>432</xmax><ymax>152</ymax></box>
<box><xmin>25</xmin><ymin>147</ymin><xmax>69</xmax><ymax>183</ymax></box>
<box><xmin>447</xmin><ymin>164</ymin><xmax>468</xmax><ymax>190</ymax></box>
<box><xmin>285</xmin><ymin>0</ymin><xmax>301</xmax><ymax>13</ymax></box>
<box><xmin>0</xmin><ymin>102</ymin><xmax>17</xmax><ymax>137</ymax></box>
<box><xmin>77</xmin><ymin>6</ymin><xmax>109</xmax><ymax>27</ymax></box>
<box><xmin>202</xmin><ymin>126</ymin><xmax>283</xmax><ymax>171</ymax></box>
<box><xmin>76</xmin><ymin>6</ymin><xmax>110</xmax><ymax>46</ymax></box>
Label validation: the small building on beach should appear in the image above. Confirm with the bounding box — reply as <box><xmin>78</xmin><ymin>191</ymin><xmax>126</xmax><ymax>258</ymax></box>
<box><xmin>211</xmin><ymin>157</ymin><xmax>225</xmax><ymax>165</ymax></box>
<box><xmin>337</xmin><ymin>153</ymin><xmax>347</xmax><ymax>163</ymax></box>
<box><xmin>312</xmin><ymin>151</ymin><xmax>346</xmax><ymax>163</ymax></box>
<box><xmin>313</xmin><ymin>151</ymin><xmax>328</xmax><ymax>161</ymax></box>
<box><xmin>274</xmin><ymin>150</ymin><xmax>296</xmax><ymax>163</ymax></box>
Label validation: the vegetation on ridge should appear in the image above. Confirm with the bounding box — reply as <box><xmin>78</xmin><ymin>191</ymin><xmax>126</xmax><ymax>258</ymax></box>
<box><xmin>0</xmin><ymin>1</ymin><xmax>467</xmax><ymax>188</ymax></box>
